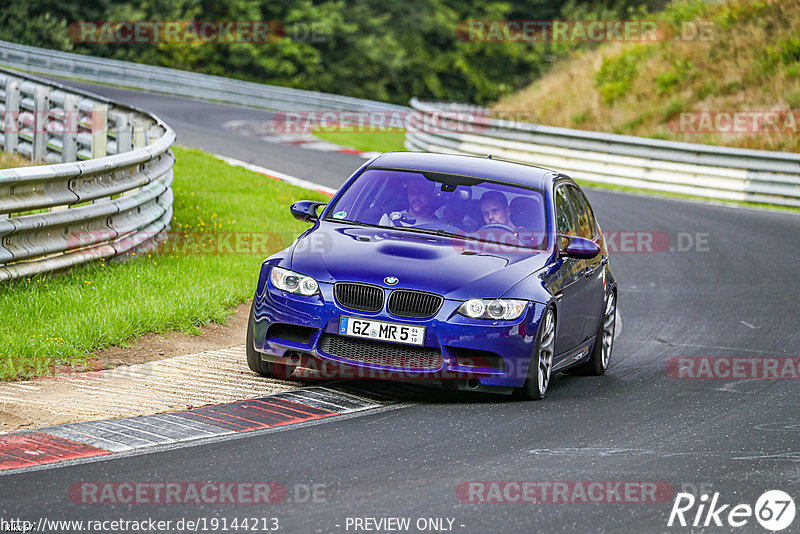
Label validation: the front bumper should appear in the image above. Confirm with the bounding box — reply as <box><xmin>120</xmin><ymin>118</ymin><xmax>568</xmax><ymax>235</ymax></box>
<box><xmin>252</xmin><ymin>277</ymin><xmax>545</xmax><ymax>390</ymax></box>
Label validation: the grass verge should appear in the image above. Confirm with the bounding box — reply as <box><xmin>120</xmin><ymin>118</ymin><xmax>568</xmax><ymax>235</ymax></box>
<box><xmin>0</xmin><ymin>151</ymin><xmax>34</xmax><ymax>169</ymax></box>
<box><xmin>0</xmin><ymin>145</ymin><xmax>329</xmax><ymax>380</ymax></box>
<box><xmin>312</xmin><ymin>127</ymin><xmax>407</xmax><ymax>153</ymax></box>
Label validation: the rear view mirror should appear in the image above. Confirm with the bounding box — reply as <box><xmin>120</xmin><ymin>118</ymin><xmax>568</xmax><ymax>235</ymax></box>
<box><xmin>290</xmin><ymin>201</ymin><xmax>327</xmax><ymax>222</ymax></box>
<box><xmin>559</xmin><ymin>235</ymin><xmax>601</xmax><ymax>259</ymax></box>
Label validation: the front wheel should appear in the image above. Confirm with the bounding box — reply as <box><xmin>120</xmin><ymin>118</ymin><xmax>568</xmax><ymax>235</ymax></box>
<box><xmin>246</xmin><ymin>300</ymin><xmax>296</xmax><ymax>380</ymax></box>
<box><xmin>514</xmin><ymin>307</ymin><xmax>556</xmax><ymax>401</ymax></box>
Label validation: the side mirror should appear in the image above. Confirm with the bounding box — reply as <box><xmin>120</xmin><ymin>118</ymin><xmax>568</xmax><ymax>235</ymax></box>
<box><xmin>290</xmin><ymin>201</ymin><xmax>326</xmax><ymax>222</ymax></box>
<box><xmin>559</xmin><ymin>235</ymin><xmax>601</xmax><ymax>259</ymax></box>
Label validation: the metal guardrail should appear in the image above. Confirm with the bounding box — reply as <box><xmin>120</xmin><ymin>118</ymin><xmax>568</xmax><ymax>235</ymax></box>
<box><xmin>0</xmin><ymin>40</ymin><xmax>406</xmax><ymax>113</ymax></box>
<box><xmin>406</xmin><ymin>99</ymin><xmax>800</xmax><ymax>208</ymax></box>
<box><xmin>0</xmin><ymin>67</ymin><xmax>175</xmax><ymax>281</ymax></box>
<box><xmin>1</xmin><ymin>40</ymin><xmax>797</xmax><ymax>284</ymax></box>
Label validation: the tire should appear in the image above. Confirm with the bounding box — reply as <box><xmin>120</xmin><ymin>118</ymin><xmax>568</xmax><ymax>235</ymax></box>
<box><xmin>514</xmin><ymin>306</ymin><xmax>556</xmax><ymax>401</ymax></box>
<box><xmin>569</xmin><ymin>291</ymin><xmax>616</xmax><ymax>376</ymax></box>
<box><xmin>246</xmin><ymin>300</ymin><xmax>295</xmax><ymax>380</ymax></box>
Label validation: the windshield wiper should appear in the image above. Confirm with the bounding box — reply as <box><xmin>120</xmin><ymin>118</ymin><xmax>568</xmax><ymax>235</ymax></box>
<box><xmin>380</xmin><ymin>225</ymin><xmax>479</xmax><ymax>241</ymax></box>
<box><xmin>327</xmin><ymin>218</ymin><xmax>466</xmax><ymax>238</ymax></box>
<box><xmin>325</xmin><ymin>218</ymin><xmax>383</xmax><ymax>228</ymax></box>
<box><xmin>397</xmin><ymin>226</ymin><xmax>547</xmax><ymax>250</ymax></box>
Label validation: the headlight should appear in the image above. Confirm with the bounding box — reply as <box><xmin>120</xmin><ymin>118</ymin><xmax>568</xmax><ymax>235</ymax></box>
<box><xmin>270</xmin><ymin>267</ymin><xmax>319</xmax><ymax>296</ymax></box>
<box><xmin>458</xmin><ymin>299</ymin><xmax>527</xmax><ymax>320</ymax></box>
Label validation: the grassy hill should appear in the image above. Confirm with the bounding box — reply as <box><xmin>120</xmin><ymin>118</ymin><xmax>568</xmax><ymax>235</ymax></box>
<box><xmin>494</xmin><ymin>0</ymin><xmax>800</xmax><ymax>153</ymax></box>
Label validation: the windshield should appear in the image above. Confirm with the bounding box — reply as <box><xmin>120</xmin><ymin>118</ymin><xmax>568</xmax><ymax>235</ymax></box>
<box><xmin>325</xmin><ymin>168</ymin><xmax>549</xmax><ymax>249</ymax></box>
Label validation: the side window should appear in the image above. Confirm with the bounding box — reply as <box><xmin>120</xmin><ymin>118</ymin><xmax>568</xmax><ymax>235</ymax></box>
<box><xmin>555</xmin><ymin>185</ymin><xmax>577</xmax><ymax>237</ymax></box>
<box><xmin>580</xmin><ymin>189</ymin><xmax>598</xmax><ymax>238</ymax></box>
<box><xmin>566</xmin><ymin>185</ymin><xmax>595</xmax><ymax>239</ymax></box>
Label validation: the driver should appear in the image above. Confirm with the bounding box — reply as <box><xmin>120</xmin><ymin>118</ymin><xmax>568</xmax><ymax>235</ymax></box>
<box><xmin>379</xmin><ymin>176</ymin><xmax>441</xmax><ymax>227</ymax></box>
<box><xmin>479</xmin><ymin>191</ymin><xmax>515</xmax><ymax>230</ymax></box>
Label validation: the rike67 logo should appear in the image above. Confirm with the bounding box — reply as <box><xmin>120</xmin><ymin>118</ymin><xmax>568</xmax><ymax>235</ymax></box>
<box><xmin>668</xmin><ymin>490</ymin><xmax>796</xmax><ymax>531</ymax></box>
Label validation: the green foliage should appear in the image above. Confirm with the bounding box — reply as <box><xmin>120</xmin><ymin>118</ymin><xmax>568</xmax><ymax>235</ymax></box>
<box><xmin>752</xmin><ymin>35</ymin><xmax>800</xmax><ymax>81</ymax></box>
<box><xmin>312</xmin><ymin>127</ymin><xmax>407</xmax><ymax>153</ymax></box>
<box><xmin>661</xmin><ymin>0</ymin><xmax>712</xmax><ymax>25</ymax></box>
<box><xmin>766</xmin><ymin>36</ymin><xmax>800</xmax><ymax>64</ymax></box>
<box><xmin>0</xmin><ymin>0</ymin><xmax>659</xmax><ymax>105</ymax></box>
<box><xmin>712</xmin><ymin>0</ymin><xmax>771</xmax><ymax>29</ymax></box>
<box><xmin>720</xmin><ymin>80</ymin><xmax>743</xmax><ymax>95</ymax></box>
<box><xmin>594</xmin><ymin>47</ymin><xmax>645</xmax><ymax>104</ymax></box>
<box><xmin>616</xmin><ymin>114</ymin><xmax>645</xmax><ymax>132</ymax></box>
<box><xmin>694</xmin><ymin>79</ymin><xmax>716</xmax><ymax>100</ymax></box>
<box><xmin>656</xmin><ymin>58</ymin><xmax>694</xmax><ymax>94</ymax></box>
<box><xmin>571</xmin><ymin>109</ymin><xmax>592</xmax><ymax>125</ymax></box>
<box><xmin>785</xmin><ymin>90</ymin><xmax>800</xmax><ymax>109</ymax></box>
<box><xmin>662</xmin><ymin>95</ymin><xmax>685</xmax><ymax>121</ymax></box>
<box><xmin>0</xmin><ymin>0</ymin><xmax>76</xmax><ymax>51</ymax></box>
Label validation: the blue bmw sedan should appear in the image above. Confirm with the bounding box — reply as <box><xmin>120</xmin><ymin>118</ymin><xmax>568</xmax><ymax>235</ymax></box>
<box><xmin>247</xmin><ymin>152</ymin><xmax>617</xmax><ymax>400</ymax></box>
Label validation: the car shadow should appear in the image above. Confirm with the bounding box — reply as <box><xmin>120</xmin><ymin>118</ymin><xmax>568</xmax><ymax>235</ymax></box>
<box><xmin>312</xmin><ymin>373</ymin><xmax>575</xmax><ymax>405</ymax></box>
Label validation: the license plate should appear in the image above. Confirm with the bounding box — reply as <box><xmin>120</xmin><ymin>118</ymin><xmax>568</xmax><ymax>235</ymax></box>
<box><xmin>339</xmin><ymin>316</ymin><xmax>425</xmax><ymax>346</ymax></box>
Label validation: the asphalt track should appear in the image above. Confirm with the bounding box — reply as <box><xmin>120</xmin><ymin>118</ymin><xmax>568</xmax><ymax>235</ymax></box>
<box><xmin>2</xmin><ymin>80</ymin><xmax>800</xmax><ymax>533</ymax></box>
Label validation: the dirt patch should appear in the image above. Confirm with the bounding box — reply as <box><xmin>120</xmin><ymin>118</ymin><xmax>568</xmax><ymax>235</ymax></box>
<box><xmin>0</xmin><ymin>302</ymin><xmax>254</xmax><ymax>434</ymax></box>
<box><xmin>0</xmin><ymin>405</ymin><xmax>36</xmax><ymax>434</ymax></box>
<box><xmin>89</xmin><ymin>301</ymin><xmax>250</xmax><ymax>369</ymax></box>
<box><xmin>0</xmin><ymin>402</ymin><xmax>64</xmax><ymax>434</ymax></box>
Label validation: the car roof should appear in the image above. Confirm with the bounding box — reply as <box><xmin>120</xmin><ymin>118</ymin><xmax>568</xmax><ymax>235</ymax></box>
<box><xmin>367</xmin><ymin>152</ymin><xmax>558</xmax><ymax>189</ymax></box>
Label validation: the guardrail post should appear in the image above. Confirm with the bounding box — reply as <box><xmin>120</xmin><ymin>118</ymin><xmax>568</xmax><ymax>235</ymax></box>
<box><xmin>133</xmin><ymin>119</ymin><xmax>148</xmax><ymax>148</ymax></box>
<box><xmin>4</xmin><ymin>78</ymin><xmax>20</xmax><ymax>156</ymax></box>
<box><xmin>32</xmin><ymin>85</ymin><xmax>51</xmax><ymax>162</ymax></box>
<box><xmin>91</xmin><ymin>103</ymin><xmax>108</xmax><ymax>159</ymax></box>
<box><xmin>61</xmin><ymin>94</ymin><xmax>79</xmax><ymax>162</ymax></box>
<box><xmin>113</xmin><ymin>112</ymin><xmax>132</xmax><ymax>155</ymax></box>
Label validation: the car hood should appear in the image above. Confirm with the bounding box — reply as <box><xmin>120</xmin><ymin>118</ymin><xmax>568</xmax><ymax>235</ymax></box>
<box><xmin>289</xmin><ymin>223</ymin><xmax>551</xmax><ymax>300</ymax></box>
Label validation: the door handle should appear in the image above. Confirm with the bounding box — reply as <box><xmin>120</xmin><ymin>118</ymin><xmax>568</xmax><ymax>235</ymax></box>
<box><xmin>600</xmin><ymin>256</ymin><xmax>609</xmax><ymax>265</ymax></box>
<box><xmin>584</xmin><ymin>267</ymin><xmax>594</xmax><ymax>278</ymax></box>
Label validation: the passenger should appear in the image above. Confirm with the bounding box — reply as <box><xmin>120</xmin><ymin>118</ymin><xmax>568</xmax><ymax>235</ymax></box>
<box><xmin>380</xmin><ymin>176</ymin><xmax>441</xmax><ymax>227</ymax></box>
<box><xmin>509</xmin><ymin>196</ymin><xmax>546</xmax><ymax>247</ymax></box>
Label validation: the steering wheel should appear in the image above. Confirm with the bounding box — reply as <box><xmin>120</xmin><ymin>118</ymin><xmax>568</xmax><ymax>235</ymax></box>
<box><xmin>479</xmin><ymin>223</ymin><xmax>516</xmax><ymax>232</ymax></box>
